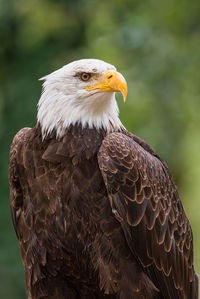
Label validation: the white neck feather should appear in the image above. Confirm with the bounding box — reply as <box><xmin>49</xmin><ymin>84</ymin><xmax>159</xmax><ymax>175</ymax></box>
<box><xmin>37</xmin><ymin>82</ymin><xmax>124</xmax><ymax>138</ymax></box>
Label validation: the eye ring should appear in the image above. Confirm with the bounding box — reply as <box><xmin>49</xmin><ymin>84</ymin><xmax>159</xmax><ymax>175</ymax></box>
<box><xmin>80</xmin><ymin>72</ymin><xmax>91</xmax><ymax>81</ymax></box>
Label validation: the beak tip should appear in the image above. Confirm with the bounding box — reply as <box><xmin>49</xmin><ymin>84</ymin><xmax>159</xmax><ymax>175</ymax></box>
<box><xmin>122</xmin><ymin>89</ymin><xmax>127</xmax><ymax>102</ymax></box>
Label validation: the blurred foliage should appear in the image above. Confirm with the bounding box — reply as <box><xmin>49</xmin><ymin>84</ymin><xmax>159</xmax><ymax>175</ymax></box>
<box><xmin>0</xmin><ymin>0</ymin><xmax>200</xmax><ymax>297</ymax></box>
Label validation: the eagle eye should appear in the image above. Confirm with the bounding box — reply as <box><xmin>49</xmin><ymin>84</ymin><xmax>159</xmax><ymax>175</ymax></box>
<box><xmin>80</xmin><ymin>72</ymin><xmax>91</xmax><ymax>81</ymax></box>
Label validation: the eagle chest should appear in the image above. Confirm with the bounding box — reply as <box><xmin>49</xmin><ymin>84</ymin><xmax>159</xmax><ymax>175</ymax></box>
<box><xmin>27</xmin><ymin>143</ymin><xmax>108</xmax><ymax>248</ymax></box>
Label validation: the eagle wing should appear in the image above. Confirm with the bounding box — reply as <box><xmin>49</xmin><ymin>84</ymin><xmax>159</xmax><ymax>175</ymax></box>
<box><xmin>9</xmin><ymin>127</ymin><xmax>50</xmax><ymax>296</ymax></box>
<box><xmin>98</xmin><ymin>132</ymin><xmax>198</xmax><ymax>298</ymax></box>
<box><xmin>9</xmin><ymin>128</ymin><xmax>32</xmax><ymax>239</ymax></box>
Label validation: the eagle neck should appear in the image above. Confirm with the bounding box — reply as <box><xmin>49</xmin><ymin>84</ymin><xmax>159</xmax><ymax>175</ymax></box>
<box><xmin>37</xmin><ymin>88</ymin><xmax>125</xmax><ymax>139</ymax></box>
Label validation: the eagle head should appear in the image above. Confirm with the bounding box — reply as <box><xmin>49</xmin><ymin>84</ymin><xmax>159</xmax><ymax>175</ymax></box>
<box><xmin>37</xmin><ymin>59</ymin><xmax>127</xmax><ymax>138</ymax></box>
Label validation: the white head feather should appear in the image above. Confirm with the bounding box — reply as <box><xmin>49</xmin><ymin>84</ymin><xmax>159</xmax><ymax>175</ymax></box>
<box><xmin>37</xmin><ymin>59</ymin><xmax>125</xmax><ymax>138</ymax></box>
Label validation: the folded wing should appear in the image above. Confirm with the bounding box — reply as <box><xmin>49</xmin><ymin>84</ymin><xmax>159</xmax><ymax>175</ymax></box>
<box><xmin>98</xmin><ymin>132</ymin><xmax>198</xmax><ymax>298</ymax></box>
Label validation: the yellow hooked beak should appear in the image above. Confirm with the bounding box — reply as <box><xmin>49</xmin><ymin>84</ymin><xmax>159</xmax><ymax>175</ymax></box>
<box><xmin>85</xmin><ymin>70</ymin><xmax>127</xmax><ymax>101</ymax></box>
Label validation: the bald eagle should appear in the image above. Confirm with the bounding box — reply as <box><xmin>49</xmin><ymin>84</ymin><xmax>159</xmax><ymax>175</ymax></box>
<box><xmin>9</xmin><ymin>59</ymin><xmax>198</xmax><ymax>299</ymax></box>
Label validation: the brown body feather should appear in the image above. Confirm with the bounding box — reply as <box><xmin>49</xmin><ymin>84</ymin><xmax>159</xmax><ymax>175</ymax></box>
<box><xmin>9</xmin><ymin>124</ymin><xmax>198</xmax><ymax>298</ymax></box>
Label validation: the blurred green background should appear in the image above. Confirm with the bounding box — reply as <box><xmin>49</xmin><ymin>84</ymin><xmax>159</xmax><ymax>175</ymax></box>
<box><xmin>0</xmin><ymin>0</ymin><xmax>200</xmax><ymax>297</ymax></box>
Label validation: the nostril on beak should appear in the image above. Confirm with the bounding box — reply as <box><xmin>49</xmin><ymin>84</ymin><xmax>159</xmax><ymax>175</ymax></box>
<box><xmin>107</xmin><ymin>75</ymin><xmax>113</xmax><ymax>80</ymax></box>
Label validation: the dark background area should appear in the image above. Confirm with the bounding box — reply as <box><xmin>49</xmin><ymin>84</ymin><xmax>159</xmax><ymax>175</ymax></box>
<box><xmin>0</xmin><ymin>0</ymin><xmax>200</xmax><ymax>297</ymax></box>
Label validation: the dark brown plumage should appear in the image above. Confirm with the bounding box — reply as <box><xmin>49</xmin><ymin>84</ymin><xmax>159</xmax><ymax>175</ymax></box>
<box><xmin>9</xmin><ymin>123</ymin><xmax>198</xmax><ymax>298</ymax></box>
